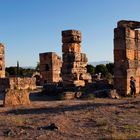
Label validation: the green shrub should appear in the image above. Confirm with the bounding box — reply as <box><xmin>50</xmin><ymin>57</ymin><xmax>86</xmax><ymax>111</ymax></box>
<box><xmin>86</xmin><ymin>93</ymin><xmax>95</xmax><ymax>100</ymax></box>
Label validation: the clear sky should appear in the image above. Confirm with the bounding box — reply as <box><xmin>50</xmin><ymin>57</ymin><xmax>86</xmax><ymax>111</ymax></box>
<box><xmin>0</xmin><ymin>0</ymin><xmax>140</xmax><ymax>67</ymax></box>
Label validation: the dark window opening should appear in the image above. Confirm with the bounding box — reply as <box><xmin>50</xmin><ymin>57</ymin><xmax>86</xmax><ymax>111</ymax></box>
<box><xmin>45</xmin><ymin>64</ymin><xmax>49</xmax><ymax>71</ymax></box>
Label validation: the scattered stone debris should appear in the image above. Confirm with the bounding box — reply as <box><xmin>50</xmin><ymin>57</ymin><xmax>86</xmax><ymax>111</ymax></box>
<box><xmin>62</xmin><ymin>91</ymin><xmax>76</xmax><ymax>100</ymax></box>
<box><xmin>108</xmin><ymin>89</ymin><xmax>120</xmax><ymax>99</ymax></box>
<box><xmin>3</xmin><ymin>128</ymin><xmax>16</xmax><ymax>137</ymax></box>
<box><xmin>37</xmin><ymin>123</ymin><xmax>58</xmax><ymax>131</ymax></box>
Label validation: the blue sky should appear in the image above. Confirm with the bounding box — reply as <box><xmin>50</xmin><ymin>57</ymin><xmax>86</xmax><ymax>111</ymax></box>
<box><xmin>0</xmin><ymin>0</ymin><xmax>140</xmax><ymax>67</ymax></box>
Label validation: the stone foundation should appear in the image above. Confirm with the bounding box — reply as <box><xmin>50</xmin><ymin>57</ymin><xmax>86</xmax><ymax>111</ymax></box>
<box><xmin>0</xmin><ymin>77</ymin><xmax>36</xmax><ymax>92</ymax></box>
<box><xmin>3</xmin><ymin>89</ymin><xmax>30</xmax><ymax>107</ymax></box>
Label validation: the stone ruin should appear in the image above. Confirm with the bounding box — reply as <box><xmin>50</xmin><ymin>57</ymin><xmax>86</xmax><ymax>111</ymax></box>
<box><xmin>0</xmin><ymin>77</ymin><xmax>36</xmax><ymax>92</ymax></box>
<box><xmin>1</xmin><ymin>20</ymin><xmax>140</xmax><ymax>106</ymax></box>
<box><xmin>0</xmin><ymin>44</ymin><xmax>37</xmax><ymax>106</ymax></box>
<box><xmin>39</xmin><ymin>30</ymin><xmax>91</xmax><ymax>88</ymax></box>
<box><xmin>0</xmin><ymin>43</ymin><xmax>5</xmax><ymax>78</ymax></box>
<box><xmin>39</xmin><ymin>52</ymin><xmax>62</xmax><ymax>84</ymax></box>
<box><xmin>114</xmin><ymin>20</ymin><xmax>140</xmax><ymax>96</ymax></box>
<box><xmin>61</xmin><ymin>30</ymin><xmax>92</xmax><ymax>87</ymax></box>
<box><xmin>39</xmin><ymin>30</ymin><xmax>92</xmax><ymax>99</ymax></box>
<box><xmin>0</xmin><ymin>77</ymin><xmax>36</xmax><ymax>107</ymax></box>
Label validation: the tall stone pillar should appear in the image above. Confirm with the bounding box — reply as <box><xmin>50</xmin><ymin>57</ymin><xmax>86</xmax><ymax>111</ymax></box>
<box><xmin>62</xmin><ymin>30</ymin><xmax>91</xmax><ymax>87</ymax></box>
<box><xmin>0</xmin><ymin>43</ymin><xmax>5</xmax><ymax>78</ymax></box>
<box><xmin>114</xmin><ymin>20</ymin><xmax>140</xmax><ymax>96</ymax></box>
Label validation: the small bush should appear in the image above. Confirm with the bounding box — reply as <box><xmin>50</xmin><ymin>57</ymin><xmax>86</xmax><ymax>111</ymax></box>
<box><xmin>57</xmin><ymin>94</ymin><xmax>65</xmax><ymax>100</ymax></box>
<box><xmin>86</xmin><ymin>93</ymin><xmax>95</xmax><ymax>100</ymax></box>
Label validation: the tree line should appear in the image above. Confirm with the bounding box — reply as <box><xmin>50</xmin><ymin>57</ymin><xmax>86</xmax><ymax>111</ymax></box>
<box><xmin>86</xmin><ymin>63</ymin><xmax>114</xmax><ymax>80</ymax></box>
<box><xmin>6</xmin><ymin>62</ymin><xmax>114</xmax><ymax>80</ymax></box>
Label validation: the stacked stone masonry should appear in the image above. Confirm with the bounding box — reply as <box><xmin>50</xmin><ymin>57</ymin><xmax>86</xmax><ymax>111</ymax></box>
<box><xmin>39</xmin><ymin>52</ymin><xmax>62</xmax><ymax>83</ymax></box>
<box><xmin>62</xmin><ymin>30</ymin><xmax>91</xmax><ymax>87</ymax></box>
<box><xmin>0</xmin><ymin>77</ymin><xmax>36</xmax><ymax>92</ymax></box>
<box><xmin>0</xmin><ymin>43</ymin><xmax>5</xmax><ymax>78</ymax></box>
<box><xmin>114</xmin><ymin>20</ymin><xmax>140</xmax><ymax>96</ymax></box>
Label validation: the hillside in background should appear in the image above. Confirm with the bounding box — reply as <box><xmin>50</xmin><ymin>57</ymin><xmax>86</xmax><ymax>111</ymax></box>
<box><xmin>88</xmin><ymin>61</ymin><xmax>113</xmax><ymax>67</ymax></box>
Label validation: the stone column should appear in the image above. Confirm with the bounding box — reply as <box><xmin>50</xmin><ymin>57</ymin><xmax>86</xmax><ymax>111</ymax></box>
<box><xmin>61</xmin><ymin>30</ymin><xmax>91</xmax><ymax>87</ymax></box>
<box><xmin>0</xmin><ymin>43</ymin><xmax>5</xmax><ymax>78</ymax></box>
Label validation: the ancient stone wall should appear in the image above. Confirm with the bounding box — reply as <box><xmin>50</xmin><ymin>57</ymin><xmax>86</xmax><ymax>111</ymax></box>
<box><xmin>61</xmin><ymin>30</ymin><xmax>91</xmax><ymax>87</ymax></box>
<box><xmin>0</xmin><ymin>77</ymin><xmax>36</xmax><ymax>92</ymax></box>
<box><xmin>114</xmin><ymin>20</ymin><xmax>140</xmax><ymax>95</ymax></box>
<box><xmin>39</xmin><ymin>52</ymin><xmax>62</xmax><ymax>83</ymax></box>
<box><xmin>0</xmin><ymin>43</ymin><xmax>5</xmax><ymax>78</ymax></box>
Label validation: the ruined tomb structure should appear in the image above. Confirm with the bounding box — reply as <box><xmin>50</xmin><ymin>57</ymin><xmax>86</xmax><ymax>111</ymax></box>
<box><xmin>114</xmin><ymin>20</ymin><xmax>140</xmax><ymax>96</ymax></box>
<box><xmin>39</xmin><ymin>52</ymin><xmax>62</xmax><ymax>83</ymax></box>
<box><xmin>61</xmin><ymin>30</ymin><xmax>91</xmax><ymax>87</ymax></box>
<box><xmin>0</xmin><ymin>43</ymin><xmax>5</xmax><ymax>78</ymax></box>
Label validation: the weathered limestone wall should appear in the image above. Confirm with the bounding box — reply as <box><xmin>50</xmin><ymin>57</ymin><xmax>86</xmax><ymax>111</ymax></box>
<box><xmin>114</xmin><ymin>20</ymin><xmax>140</xmax><ymax>96</ymax></box>
<box><xmin>0</xmin><ymin>77</ymin><xmax>36</xmax><ymax>91</ymax></box>
<box><xmin>39</xmin><ymin>52</ymin><xmax>62</xmax><ymax>83</ymax></box>
<box><xmin>3</xmin><ymin>89</ymin><xmax>30</xmax><ymax>107</ymax></box>
<box><xmin>61</xmin><ymin>30</ymin><xmax>91</xmax><ymax>87</ymax></box>
<box><xmin>0</xmin><ymin>43</ymin><xmax>5</xmax><ymax>78</ymax></box>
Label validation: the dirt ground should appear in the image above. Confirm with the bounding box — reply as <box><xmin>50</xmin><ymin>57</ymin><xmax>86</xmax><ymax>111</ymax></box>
<box><xmin>0</xmin><ymin>91</ymin><xmax>140</xmax><ymax>140</ymax></box>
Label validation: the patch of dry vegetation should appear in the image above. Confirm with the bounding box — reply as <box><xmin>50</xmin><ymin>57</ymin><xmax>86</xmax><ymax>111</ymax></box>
<box><xmin>0</xmin><ymin>94</ymin><xmax>140</xmax><ymax>139</ymax></box>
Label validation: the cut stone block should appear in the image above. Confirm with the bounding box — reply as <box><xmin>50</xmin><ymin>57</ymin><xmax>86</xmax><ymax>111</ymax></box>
<box><xmin>3</xmin><ymin>89</ymin><xmax>30</xmax><ymax>107</ymax></box>
<box><xmin>62</xmin><ymin>36</ymin><xmax>81</xmax><ymax>43</ymax></box>
<box><xmin>62</xmin><ymin>43</ymin><xmax>81</xmax><ymax>53</ymax></box>
<box><xmin>62</xmin><ymin>30</ymin><xmax>81</xmax><ymax>37</ymax></box>
<box><xmin>117</xmin><ymin>20</ymin><xmax>140</xmax><ymax>29</ymax></box>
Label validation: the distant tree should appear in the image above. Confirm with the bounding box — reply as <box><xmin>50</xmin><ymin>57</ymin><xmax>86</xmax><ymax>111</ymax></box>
<box><xmin>106</xmin><ymin>63</ymin><xmax>114</xmax><ymax>75</ymax></box>
<box><xmin>105</xmin><ymin>72</ymin><xmax>113</xmax><ymax>83</ymax></box>
<box><xmin>6</xmin><ymin>66</ymin><xmax>36</xmax><ymax>77</ymax></box>
<box><xmin>35</xmin><ymin>62</ymin><xmax>40</xmax><ymax>71</ymax></box>
<box><xmin>86</xmin><ymin>64</ymin><xmax>95</xmax><ymax>75</ymax></box>
<box><xmin>95</xmin><ymin>64</ymin><xmax>108</xmax><ymax>77</ymax></box>
<box><xmin>17</xmin><ymin>61</ymin><xmax>19</xmax><ymax>76</ymax></box>
<box><xmin>6</xmin><ymin>67</ymin><xmax>17</xmax><ymax>76</ymax></box>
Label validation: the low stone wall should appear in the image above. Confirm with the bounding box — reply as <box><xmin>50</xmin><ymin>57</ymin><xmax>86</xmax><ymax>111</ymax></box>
<box><xmin>0</xmin><ymin>77</ymin><xmax>36</xmax><ymax>91</ymax></box>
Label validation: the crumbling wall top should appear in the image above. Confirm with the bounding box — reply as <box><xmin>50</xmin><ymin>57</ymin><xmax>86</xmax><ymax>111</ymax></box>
<box><xmin>62</xmin><ymin>30</ymin><xmax>81</xmax><ymax>36</ymax></box>
<box><xmin>0</xmin><ymin>43</ymin><xmax>4</xmax><ymax>48</ymax></box>
<box><xmin>117</xmin><ymin>20</ymin><xmax>140</xmax><ymax>29</ymax></box>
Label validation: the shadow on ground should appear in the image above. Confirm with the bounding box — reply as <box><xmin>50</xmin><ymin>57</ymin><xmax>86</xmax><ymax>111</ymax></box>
<box><xmin>5</xmin><ymin>99</ymin><xmax>140</xmax><ymax>115</ymax></box>
<box><xmin>29</xmin><ymin>91</ymin><xmax>62</xmax><ymax>101</ymax></box>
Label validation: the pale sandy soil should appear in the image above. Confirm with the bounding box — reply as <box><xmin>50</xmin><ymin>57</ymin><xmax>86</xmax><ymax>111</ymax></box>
<box><xmin>0</xmin><ymin>91</ymin><xmax>140</xmax><ymax>140</ymax></box>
